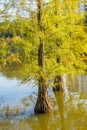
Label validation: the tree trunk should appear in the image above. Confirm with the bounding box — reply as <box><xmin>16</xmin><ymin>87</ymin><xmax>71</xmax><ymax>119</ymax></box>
<box><xmin>34</xmin><ymin>0</ymin><xmax>52</xmax><ymax>113</ymax></box>
<box><xmin>53</xmin><ymin>57</ymin><xmax>64</xmax><ymax>91</ymax></box>
<box><xmin>34</xmin><ymin>43</ymin><xmax>52</xmax><ymax>113</ymax></box>
<box><xmin>53</xmin><ymin>75</ymin><xmax>64</xmax><ymax>91</ymax></box>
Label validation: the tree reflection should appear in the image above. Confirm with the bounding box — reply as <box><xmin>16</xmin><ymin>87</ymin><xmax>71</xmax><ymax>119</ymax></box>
<box><xmin>52</xmin><ymin>90</ymin><xmax>87</xmax><ymax>130</ymax></box>
<box><xmin>53</xmin><ymin>91</ymin><xmax>65</xmax><ymax>130</ymax></box>
<box><xmin>2</xmin><ymin>63</ymin><xmax>33</xmax><ymax>83</ymax></box>
<box><xmin>36</xmin><ymin>113</ymin><xmax>52</xmax><ymax>130</ymax></box>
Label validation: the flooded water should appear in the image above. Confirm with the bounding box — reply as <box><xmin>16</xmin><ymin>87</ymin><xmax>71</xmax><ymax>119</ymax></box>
<box><xmin>0</xmin><ymin>73</ymin><xmax>87</xmax><ymax>130</ymax></box>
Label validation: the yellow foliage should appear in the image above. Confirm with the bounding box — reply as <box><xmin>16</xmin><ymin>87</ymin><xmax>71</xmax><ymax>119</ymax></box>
<box><xmin>11</xmin><ymin>36</ymin><xmax>21</xmax><ymax>43</ymax></box>
<box><xmin>7</xmin><ymin>53</ymin><xmax>21</xmax><ymax>63</ymax></box>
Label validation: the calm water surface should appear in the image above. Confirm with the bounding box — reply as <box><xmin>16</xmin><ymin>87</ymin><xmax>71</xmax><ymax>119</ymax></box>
<box><xmin>0</xmin><ymin>74</ymin><xmax>87</xmax><ymax>130</ymax></box>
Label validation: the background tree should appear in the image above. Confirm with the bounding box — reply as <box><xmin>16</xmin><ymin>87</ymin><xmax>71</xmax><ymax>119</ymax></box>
<box><xmin>44</xmin><ymin>0</ymin><xmax>87</xmax><ymax>91</ymax></box>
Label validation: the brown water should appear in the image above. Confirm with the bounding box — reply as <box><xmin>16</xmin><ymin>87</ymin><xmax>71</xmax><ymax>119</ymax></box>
<box><xmin>0</xmin><ymin>74</ymin><xmax>87</xmax><ymax>130</ymax></box>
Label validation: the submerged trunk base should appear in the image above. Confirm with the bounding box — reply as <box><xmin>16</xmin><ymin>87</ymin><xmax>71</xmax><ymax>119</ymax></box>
<box><xmin>34</xmin><ymin>101</ymin><xmax>52</xmax><ymax>114</ymax></box>
<box><xmin>53</xmin><ymin>75</ymin><xmax>64</xmax><ymax>92</ymax></box>
<box><xmin>35</xmin><ymin>77</ymin><xmax>53</xmax><ymax>113</ymax></box>
<box><xmin>34</xmin><ymin>86</ymin><xmax>52</xmax><ymax>113</ymax></box>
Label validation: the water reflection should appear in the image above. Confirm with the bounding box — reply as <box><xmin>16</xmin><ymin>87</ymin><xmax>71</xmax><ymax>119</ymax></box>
<box><xmin>0</xmin><ymin>73</ymin><xmax>38</xmax><ymax>121</ymax></box>
<box><xmin>0</xmin><ymin>74</ymin><xmax>87</xmax><ymax>130</ymax></box>
<box><xmin>54</xmin><ymin>92</ymin><xmax>65</xmax><ymax>130</ymax></box>
<box><xmin>78</xmin><ymin>75</ymin><xmax>87</xmax><ymax>95</ymax></box>
<box><xmin>68</xmin><ymin>75</ymin><xmax>87</xmax><ymax>98</ymax></box>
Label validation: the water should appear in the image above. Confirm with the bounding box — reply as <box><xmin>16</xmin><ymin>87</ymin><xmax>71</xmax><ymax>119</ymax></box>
<box><xmin>0</xmin><ymin>73</ymin><xmax>87</xmax><ymax>130</ymax></box>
